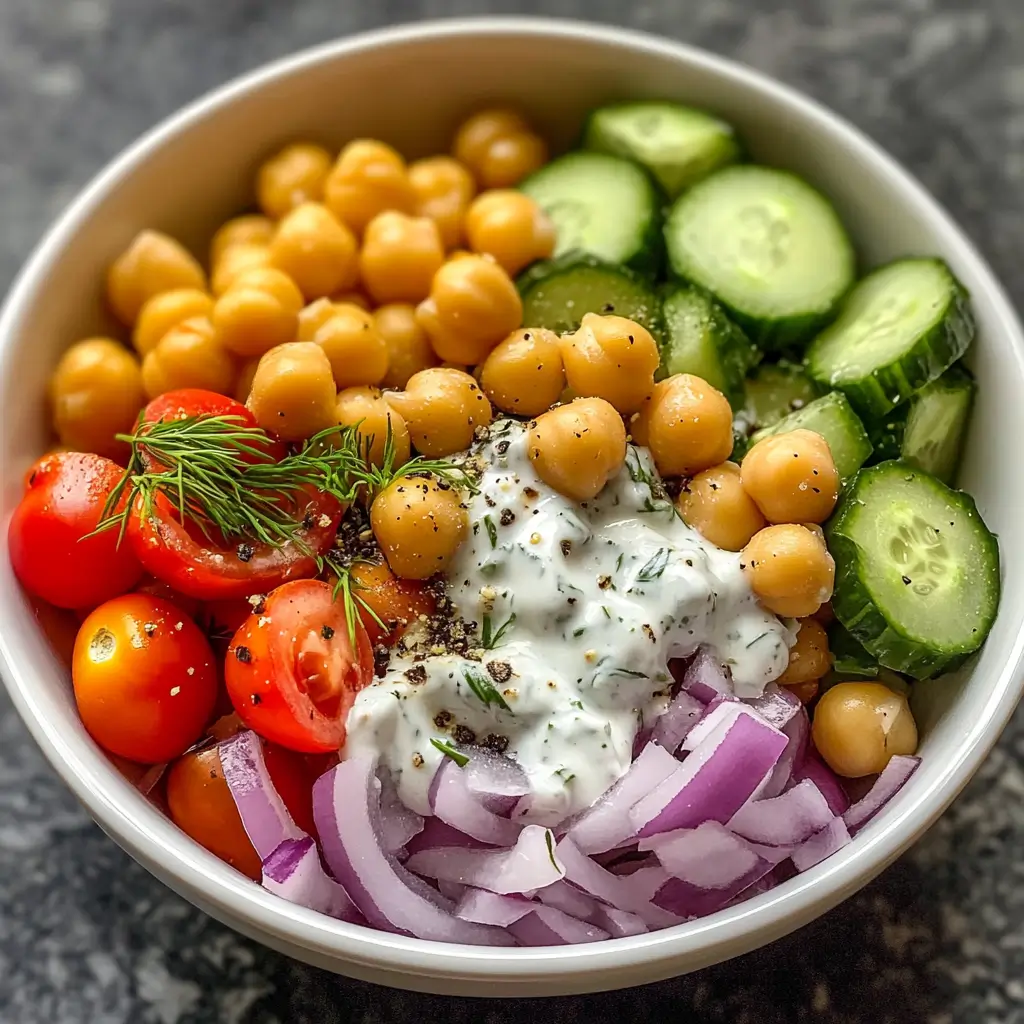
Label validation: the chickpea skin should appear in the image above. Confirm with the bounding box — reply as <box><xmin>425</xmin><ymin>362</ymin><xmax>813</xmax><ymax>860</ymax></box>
<box><xmin>384</xmin><ymin>367</ymin><xmax>492</xmax><ymax>457</ymax></box>
<box><xmin>247</xmin><ymin>342</ymin><xmax>337</xmax><ymax>440</ymax></box>
<box><xmin>359</xmin><ymin>212</ymin><xmax>445</xmax><ymax>305</ymax></box>
<box><xmin>269</xmin><ymin>202</ymin><xmax>359</xmax><ymax>300</ymax></box>
<box><xmin>209</xmin><ymin>214</ymin><xmax>275</xmax><ymax>266</ymax></box>
<box><xmin>741</xmin><ymin>428</ymin><xmax>840</xmax><ymax>524</ymax></box>
<box><xmin>453</xmin><ymin>108</ymin><xmax>547</xmax><ymax>189</ymax></box>
<box><xmin>371</xmin><ymin>474</ymin><xmax>468</xmax><ymax>580</ymax></box>
<box><xmin>211</xmin><ymin>267</ymin><xmax>304</xmax><ymax>358</ymax></box>
<box><xmin>408</xmin><ymin>155</ymin><xmax>476</xmax><ymax>250</ymax></box>
<box><xmin>324</xmin><ymin>139</ymin><xmax>415</xmax><ymax>236</ymax></box>
<box><xmin>106</xmin><ymin>230</ymin><xmax>206</xmax><ymax>325</ymax></box>
<box><xmin>415</xmin><ymin>255</ymin><xmax>523</xmax><ymax>365</ymax></box>
<box><xmin>559</xmin><ymin>312</ymin><xmax>659</xmax><ymax>415</ymax></box>
<box><xmin>778</xmin><ymin>618</ymin><xmax>831</xmax><ymax>685</ymax></box>
<box><xmin>211</xmin><ymin>243</ymin><xmax>273</xmax><ymax>296</ymax></box>
<box><xmin>133</xmin><ymin>288</ymin><xmax>213</xmax><ymax>356</ymax></box>
<box><xmin>50</xmin><ymin>338</ymin><xmax>145</xmax><ymax>459</ymax></box>
<box><xmin>374</xmin><ymin>303</ymin><xmax>440</xmax><ymax>389</ymax></box>
<box><xmin>296</xmin><ymin>298</ymin><xmax>340</xmax><ymax>342</ymax></box>
<box><xmin>528</xmin><ymin>397</ymin><xmax>627</xmax><ymax>502</ymax></box>
<box><xmin>676</xmin><ymin>461</ymin><xmax>766</xmax><ymax>552</ymax></box>
<box><xmin>235</xmin><ymin>358</ymin><xmax>260</xmax><ymax>403</ymax></box>
<box><xmin>464</xmin><ymin>190</ymin><xmax>556</xmax><ymax>276</ymax></box>
<box><xmin>141</xmin><ymin>317</ymin><xmax>237</xmax><ymax>399</ymax></box>
<box><xmin>256</xmin><ymin>142</ymin><xmax>332</xmax><ymax>219</ymax></box>
<box><xmin>812</xmin><ymin>682</ymin><xmax>918</xmax><ymax>778</ymax></box>
<box><xmin>742</xmin><ymin>523</ymin><xmax>835</xmax><ymax>619</ymax></box>
<box><xmin>335</xmin><ymin>386</ymin><xmax>412</xmax><ymax>468</ymax></box>
<box><xmin>313</xmin><ymin>304</ymin><xmax>389</xmax><ymax>389</ymax></box>
<box><xmin>479</xmin><ymin>328</ymin><xmax>565</xmax><ymax>416</ymax></box>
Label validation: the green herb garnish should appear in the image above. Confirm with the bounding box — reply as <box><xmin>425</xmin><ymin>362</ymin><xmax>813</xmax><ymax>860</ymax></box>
<box><xmin>430</xmin><ymin>738</ymin><xmax>469</xmax><ymax>767</ymax></box>
<box><xmin>483</xmin><ymin>515</ymin><xmax>498</xmax><ymax>548</ymax></box>
<box><xmin>636</xmin><ymin>548</ymin><xmax>670</xmax><ymax>582</ymax></box>
<box><xmin>463</xmin><ymin>666</ymin><xmax>513</xmax><ymax>713</ymax></box>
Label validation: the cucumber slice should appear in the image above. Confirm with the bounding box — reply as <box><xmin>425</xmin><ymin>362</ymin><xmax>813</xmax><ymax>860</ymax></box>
<box><xmin>582</xmin><ymin>101</ymin><xmax>740</xmax><ymax>198</ymax></box>
<box><xmin>805</xmin><ymin>258</ymin><xmax>975</xmax><ymax>418</ymax></box>
<box><xmin>828</xmin><ymin>460</ymin><xmax>1000</xmax><ymax>679</ymax></box>
<box><xmin>745</xmin><ymin>391</ymin><xmax>872</xmax><ymax>483</ymax></box>
<box><xmin>658</xmin><ymin>286</ymin><xmax>759</xmax><ymax>405</ymax></box>
<box><xmin>664</xmin><ymin>166</ymin><xmax>855</xmax><ymax>350</ymax></box>
<box><xmin>744</xmin><ymin>361</ymin><xmax>822</xmax><ymax>430</ymax></box>
<box><xmin>519</xmin><ymin>255</ymin><xmax>662</xmax><ymax>341</ymax></box>
<box><xmin>520</xmin><ymin>152</ymin><xmax>661</xmax><ymax>272</ymax></box>
<box><xmin>871</xmin><ymin>365</ymin><xmax>976</xmax><ymax>484</ymax></box>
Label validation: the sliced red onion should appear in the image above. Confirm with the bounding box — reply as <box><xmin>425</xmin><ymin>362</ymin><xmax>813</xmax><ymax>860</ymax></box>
<box><xmin>680</xmin><ymin>697</ymin><xmax>749</xmax><ymax>753</ymax></box>
<box><xmin>405</xmin><ymin>816</ymin><xmax>489</xmax><ymax>855</ymax></box>
<box><xmin>759</xmin><ymin>705</ymin><xmax>810</xmax><ymax>800</ymax></box>
<box><xmin>405</xmin><ymin>824</ymin><xmax>564</xmax><ymax>895</ymax></box>
<box><xmin>535</xmin><ymin>879</ymin><xmax>600</xmax><ymax>919</ymax></box>
<box><xmin>455</xmin><ymin>888</ymin><xmax>534</xmax><ymax>927</ymax></box>
<box><xmin>842</xmin><ymin>755</ymin><xmax>921</xmax><ymax>834</ymax></box>
<box><xmin>262</xmin><ymin>837</ymin><xmax>361</xmax><ymax>923</ymax></box>
<box><xmin>567</xmin><ymin>742</ymin><xmax>679</xmax><ymax>854</ymax></box>
<box><xmin>463</xmin><ymin>748</ymin><xmax>530</xmax><ymax>815</ymax></box>
<box><xmin>508</xmin><ymin>904</ymin><xmax>610</xmax><ymax>945</ymax></box>
<box><xmin>136</xmin><ymin>762</ymin><xmax>169</xmax><ymax>797</ymax></box>
<box><xmin>377</xmin><ymin>767</ymin><xmax>424</xmax><ymax>853</ymax></box>
<box><xmin>594</xmin><ymin>906</ymin><xmax>648</xmax><ymax>938</ymax></box>
<box><xmin>437</xmin><ymin>879</ymin><xmax>468</xmax><ymax>902</ymax></box>
<box><xmin>793</xmin><ymin>750</ymin><xmax>850</xmax><ymax>815</ymax></box>
<box><xmin>791</xmin><ymin>816</ymin><xmax>852</xmax><ymax>871</ymax></box>
<box><xmin>608</xmin><ymin>863</ymin><xmax>668</xmax><ymax>900</ymax></box>
<box><xmin>313</xmin><ymin>756</ymin><xmax>513</xmax><ymax>945</ymax></box>
<box><xmin>429</xmin><ymin>759</ymin><xmax>523</xmax><ymax>846</ymax></box>
<box><xmin>651</xmin><ymin>690</ymin><xmax>704</xmax><ymax>753</ymax></box>
<box><xmin>219</xmin><ymin>730</ymin><xmax>303</xmax><ymax>859</ymax></box>
<box><xmin>681</xmin><ymin>645</ymin><xmax>734</xmax><ymax>703</ymax></box>
<box><xmin>743</xmin><ymin>684</ymin><xmax>802</xmax><ymax>730</ymax></box>
<box><xmin>631</xmin><ymin>712</ymin><xmax>788</xmax><ymax>838</ymax></box>
<box><xmin>728</xmin><ymin>779</ymin><xmax>835</xmax><ymax>846</ymax></box>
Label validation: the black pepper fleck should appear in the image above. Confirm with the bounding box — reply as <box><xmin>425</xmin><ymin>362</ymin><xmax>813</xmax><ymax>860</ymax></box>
<box><xmin>234</xmin><ymin>645</ymin><xmax>252</xmax><ymax>663</ymax></box>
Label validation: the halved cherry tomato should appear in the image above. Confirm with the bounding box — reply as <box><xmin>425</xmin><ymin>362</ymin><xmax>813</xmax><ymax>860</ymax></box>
<box><xmin>127</xmin><ymin>488</ymin><xmax>342</xmax><ymax>600</ymax></box>
<box><xmin>73</xmin><ymin>593</ymin><xmax>218</xmax><ymax>763</ymax></box>
<box><xmin>9</xmin><ymin>452</ymin><xmax>143</xmax><ymax>609</ymax></box>
<box><xmin>225</xmin><ymin>580</ymin><xmax>374</xmax><ymax>753</ymax></box>
<box><xmin>166</xmin><ymin>738</ymin><xmax>316</xmax><ymax>880</ymax></box>
<box><xmin>350</xmin><ymin>560</ymin><xmax>436</xmax><ymax>647</ymax></box>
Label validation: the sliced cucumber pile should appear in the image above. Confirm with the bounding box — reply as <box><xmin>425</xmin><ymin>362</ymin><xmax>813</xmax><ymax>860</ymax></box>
<box><xmin>828</xmin><ymin>461</ymin><xmax>1000</xmax><ymax>679</ymax></box>
<box><xmin>518</xmin><ymin>255</ymin><xmax>662</xmax><ymax>340</ymax></box>
<box><xmin>664</xmin><ymin>166</ymin><xmax>855</xmax><ymax>350</ymax></box>
<box><xmin>582</xmin><ymin>101</ymin><xmax>740</xmax><ymax>198</ymax></box>
<box><xmin>658</xmin><ymin>286</ymin><xmax>759</xmax><ymax>405</ymax></box>
<box><xmin>871</xmin><ymin>364</ymin><xmax>975</xmax><ymax>484</ymax></box>
<box><xmin>805</xmin><ymin>258</ymin><xmax>975</xmax><ymax>418</ymax></box>
<box><xmin>743</xmin><ymin>361</ymin><xmax>821</xmax><ymax>431</ymax></box>
<box><xmin>520</xmin><ymin>152</ymin><xmax>661</xmax><ymax>272</ymax></box>
<box><xmin>745</xmin><ymin>391</ymin><xmax>872</xmax><ymax>483</ymax></box>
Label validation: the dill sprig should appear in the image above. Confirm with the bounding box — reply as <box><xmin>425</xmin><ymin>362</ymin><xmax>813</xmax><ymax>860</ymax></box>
<box><xmin>319</xmin><ymin>552</ymin><xmax>388</xmax><ymax>645</ymax></box>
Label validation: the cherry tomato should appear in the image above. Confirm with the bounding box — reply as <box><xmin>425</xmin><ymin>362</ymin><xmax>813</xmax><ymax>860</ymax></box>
<box><xmin>136</xmin><ymin>575</ymin><xmax>202</xmax><ymax>619</ymax></box>
<box><xmin>350</xmin><ymin>560</ymin><xmax>436</xmax><ymax>647</ymax></box>
<box><xmin>126</xmin><ymin>489</ymin><xmax>343</xmax><ymax>600</ymax></box>
<box><xmin>73</xmin><ymin>593</ymin><xmax>218</xmax><ymax>763</ymax></box>
<box><xmin>225</xmin><ymin>580</ymin><xmax>374</xmax><ymax>753</ymax></box>
<box><xmin>9</xmin><ymin>452</ymin><xmax>143</xmax><ymax>609</ymax></box>
<box><xmin>166</xmin><ymin>738</ymin><xmax>316</xmax><ymax>880</ymax></box>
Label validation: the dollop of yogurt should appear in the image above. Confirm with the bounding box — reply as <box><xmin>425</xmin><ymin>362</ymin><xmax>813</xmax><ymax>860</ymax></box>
<box><xmin>345</xmin><ymin>420</ymin><xmax>792</xmax><ymax>824</ymax></box>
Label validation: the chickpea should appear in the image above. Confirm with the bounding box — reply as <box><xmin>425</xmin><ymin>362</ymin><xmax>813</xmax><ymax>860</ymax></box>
<box><xmin>631</xmin><ymin>373</ymin><xmax>734</xmax><ymax>477</ymax></box>
<box><xmin>211</xmin><ymin>243</ymin><xmax>273</xmax><ymax>296</ymax></box>
<box><xmin>479</xmin><ymin>328</ymin><xmax>565</xmax><ymax>416</ymax></box>
<box><xmin>330</xmin><ymin>290</ymin><xmax>371</xmax><ymax>310</ymax></box>
<box><xmin>211</xmin><ymin>267</ymin><xmax>303</xmax><ymax>357</ymax></box>
<box><xmin>778</xmin><ymin>618</ymin><xmax>831</xmax><ymax>685</ymax></box>
<box><xmin>374</xmin><ymin>303</ymin><xmax>440</xmax><ymax>389</ymax></box>
<box><xmin>133</xmin><ymin>288</ymin><xmax>213</xmax><ymax>356</ymax></box>
<box><xmin>235</xmin><ymin>357</ymin><xmax>260</xmax><ymax>403</ymax></box>
<box><xmin>269</xmin><ymin>202</ymin><xmax>359</xmax><ymax>300</ymax></box>
<box><xmin>323</xmin><ymin>139</ymin><xmax>415</xmax><ymax>236</ymax></box>
<box><xmin>50</xmin><ymin>338</ymin><xmax>145</xmax><ymax>459</ymax></box>
<box><xmin>296</xmin><ymin>298</ymin><xmax>339</xmax><ymax>342</ymax></box>
<box><xmin>527</xmin><ymin>398</ymin><xmax>627</xmax><ymax>501</ymax></box>
<box><xmin>742</xmin><ymin>523</ymin><xmax>835</xmax><ymax>619</ymax></box>
<box><xmin>559</xmin><ymin>313</ymin><xmax>659</xmax><ymax>415</ymax></box>
<box><xmin>106</xmin><ymin>230</ymin><xmax>206</xmax><ymax>325</ymax></box>
<box><xmin>741</xmin><ymin>429</ymin><xmax>840</xmax><ymax>524</ymax></box>
<box><xmin>209</xmin><ymin>214</ymin><xmax>275</xmax><ymax>266</ymax></box>
<box><xmin>370</xmin><ymin>474</ymin><xmax>468</xmax><ymax>580</ymax></box>
<box><xmin>676</xmin><ymin>461</ymin><xmax>766</xmax><ymax>551</ymax></box>
<box><xmin>313</xmin><ymin>304</ymin><xmax>389</xmax><ymax>389</ymax></box>
<box><xmin>786</xmin><ymin>679</ymin><xmax>820</xmax><ymax>705</ymax></box>
<box><xmin>415</xmin><ymin>255</ymin><xmax>522</xmax><ymax>365</ymax></box>
<box><xmin>384</xmin><ymin>367</ymin><xmax>492</xmax><ymax>457</ymax></box>
<box><xmin>247</xmin><ymin>342</ymin><xmax>337</xmax><ymax>440</ymax></box>
<box><xmin>453</xmin><ymin>108</ymin><xmax>547</xmax><ymax>189</ymax></box>
<box><xmin>335</xmin><ymin>386</ymin><xmax>411</xmax><ymax>468</ymax></box>
<box><xmin>359</xmin><ymin>212</ymin><xmax>445</xmax><ymax>305</ymax></box>
<box><xmin>812</xmin><ymin>682</ymin><xmax>918</xmax><ymax>778</ymax></box>
<box><xmin>256</xmin><ymin>142</ymin><xmax>332</xmax><ymax>219</ymax></box>
<box><xmin>408</xmin><ymin>155</ymin><xmax>476</xmax><ymax>249</ymax></box>
<box><xmin>141</xmin><ymin>317</ymin><xmax>236</xmax><ymax>399</ymax></box>
<box><xmin>464</xmin><ymin>190</ymin><xmax>555</xmax><ymax>276</ymax></box>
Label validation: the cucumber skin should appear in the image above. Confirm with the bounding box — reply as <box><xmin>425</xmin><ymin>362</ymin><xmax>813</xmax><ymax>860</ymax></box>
<box><xmin>805</xmin><ymin>260</ymin><xmax>976</xmax><ymax>419</ymax></box>
<box><xmin>744</xmin><ymin>361</ymin><xmax>822</xmax><ymax>431</ymax></box>
<box><xmin>827</xmin><ymin>461</ymin><xmax>1000</xmax><ymax>679</ymax></box>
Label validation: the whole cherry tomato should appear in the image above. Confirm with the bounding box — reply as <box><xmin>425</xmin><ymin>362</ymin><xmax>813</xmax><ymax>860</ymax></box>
<box><xmin>9</xmin><ymin>452</ymin><xmax>143</xmax><ymax>609</ymax></box>
<box><xmin>73</xmin><ymin>593</ymin><xmax>218</xmax><ymax>763</ymax></box>
<box><xmin>349</xmin><ymin>560</ymin><xmax>436</xmax><ymax>647</ymax></box>
<box><xmin>225</xmin><ymin>580</ymin><xmax>374</xmax><ymax>753</ymax></box>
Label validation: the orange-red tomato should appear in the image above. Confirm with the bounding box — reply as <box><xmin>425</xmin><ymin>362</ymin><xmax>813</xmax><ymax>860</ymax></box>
<box><xmin>350</xmin><ymin>560</ymin><xmax>436</xmax><ymax>647</ymax></box>
<box><xmin>73</xmin><ymin>593</ymin><xmax>218</xmax><ymax>763</ymax></box>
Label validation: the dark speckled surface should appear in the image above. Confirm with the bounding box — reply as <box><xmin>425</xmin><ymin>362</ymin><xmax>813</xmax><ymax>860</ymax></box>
<box><xmin>2</xmin><ymin>1</ymin><xmax>1024</xmax><ymax>1021</ymax></box>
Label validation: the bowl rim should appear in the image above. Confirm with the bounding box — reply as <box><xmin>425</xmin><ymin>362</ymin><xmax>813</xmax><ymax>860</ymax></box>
<box><xmin>3</xmin><ymin>14</ymin><xmax>1024</xmax><ymax>985</ymax></box>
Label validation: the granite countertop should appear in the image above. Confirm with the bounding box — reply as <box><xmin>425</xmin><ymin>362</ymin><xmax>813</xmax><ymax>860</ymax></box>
<box><xmin>2</xmin><ymin>0</ymin><xmax>1023</xmax><ymax>1021</ymax></box>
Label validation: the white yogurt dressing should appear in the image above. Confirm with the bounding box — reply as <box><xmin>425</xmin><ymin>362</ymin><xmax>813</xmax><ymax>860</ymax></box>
<box><xmin>345</xmin><ymin>419</ymin><xmax>792</xmax><ymax>824</ymax></box>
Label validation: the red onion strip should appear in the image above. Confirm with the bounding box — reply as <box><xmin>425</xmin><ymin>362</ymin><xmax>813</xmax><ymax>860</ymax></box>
<box><xmin>262</xmin><ymin>837</ymin><xmax>362</xmax><ymax>922</ymax></box>
<box><xmin>842</xmin><ymin>755</ymin><xmax>921</xmax><ymax>834</ymax></box>
<box><xmin>728</xmin><ymin>779</ymin><xmax>835</xmax><ymax>846</ymax></box>
<box><xmin>429</xmin><ymin>759</ymin><xmax>522</xmax><ymax>846</ymax></box>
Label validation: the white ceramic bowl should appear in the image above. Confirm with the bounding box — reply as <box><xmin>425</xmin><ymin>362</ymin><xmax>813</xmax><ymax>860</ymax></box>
<box><xmin>1</xmin><ymin>17</ymin><xmax>1022</xmax><ymax>998</ymax></box>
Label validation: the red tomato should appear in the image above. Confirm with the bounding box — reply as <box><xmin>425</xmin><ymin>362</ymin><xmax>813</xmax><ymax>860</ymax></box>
<box><xmin>73</xmin><ymin>593</ymin><xmax>218</xmax><ymax>763</ymax></box>
<box><xmin>136</xmin><ymin>575</ymin><xmax>203</xmax><ymax>619</ymax></box>
<box><xmin>126</xmin><ymin>489</ymin><xmax>343</xmax><ymax>600</ymax></box>
<box><xmin>350</xmin><ymin>560</ymin><xmax>436</xmax><ymax>647</ymax></box>
<box><xmin>225</xmin><ymin>580</ymin><xmax>374</xmax><ymax>753</ymax></box>
<box><xmin>9</xmin><ymin>452</ymin><xmax>143</xmax><ymax>609</ymax></box>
